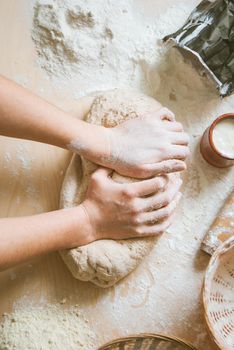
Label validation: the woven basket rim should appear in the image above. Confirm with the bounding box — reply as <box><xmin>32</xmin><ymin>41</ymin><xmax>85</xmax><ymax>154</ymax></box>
<box><xmin>98</xmin><ymin>332</ymin><xmax>197</xmax><ymax>350</ymax></box>
<box><xmin>203</xmin><ymin>236</ymin><xmax>234</xmax><ymax>350</ymax></box>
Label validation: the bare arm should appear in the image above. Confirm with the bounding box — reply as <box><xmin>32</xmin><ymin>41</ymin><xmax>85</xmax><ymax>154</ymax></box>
<box><xmin>0</xmin><ymin>75</ymin><xmax>189</xmax><ymax>178</ymax></box>
<box><xmin>0</xmin><ymin>169</ymin><xmax>181</xmax><ymax>270</ymax></box>
<box><xmin>0</xmin><ymin>75</ymin><xmax>106</xmax><ymax>156</ymax></box>
<box><xmin>0</xmin><ymin>207</ymin><xmax>91</xmax><ymax>270</ymax></box>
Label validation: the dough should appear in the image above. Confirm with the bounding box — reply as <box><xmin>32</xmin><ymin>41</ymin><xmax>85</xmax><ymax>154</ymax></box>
<box><xmin>60</xmin><ymin>89</ymin><xmax>163</xmax><ymax>288</ymax></box>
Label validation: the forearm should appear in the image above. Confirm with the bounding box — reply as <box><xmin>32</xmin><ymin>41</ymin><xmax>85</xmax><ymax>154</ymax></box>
<box><xmin>0</xmin><ymin>75</ymin><xmax>105</xmax><ymax>154</ymax></box>
<box><xmin>0</xmin><ymin>206</ymin><xmax>93</xmax><ymax>270</ymax></box>
<box><xmin>0</xmin><ymin>75</ymin><xmax>189</xmax><ymax>179</ymax></box>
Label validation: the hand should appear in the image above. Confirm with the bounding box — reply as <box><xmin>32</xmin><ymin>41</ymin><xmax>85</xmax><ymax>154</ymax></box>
<box><xmin>84</xmin><ymin>107</ymin><xmax>189</xmax><ymax>179</ymax></box>
<box><xmin>0</xmin><ymin>77</ymin><xmax>188</xmax><ymax>179</ymax></box>
<box><xmin>80</xmin><ymin>168</ymin><xmax>182</xmax><ymax>241</ymax></box>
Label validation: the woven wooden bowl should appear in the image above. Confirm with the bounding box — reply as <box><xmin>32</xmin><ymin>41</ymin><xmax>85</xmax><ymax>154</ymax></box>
<box><xmin>99</xmin><ymin>333</ymin><xmax>196</xmax><ymax>350</ymax></box>
<box><xmin>203</xmin><ymin>236</ymin><xmax>234</xmax><ymax>350</ymax></box>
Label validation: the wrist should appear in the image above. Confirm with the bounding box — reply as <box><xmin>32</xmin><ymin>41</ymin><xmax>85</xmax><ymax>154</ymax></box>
<box><xmin>68</xmin><ymin>122</ymin><xmax>110</xmax><ymax>162</ymax></box>
<box><xmin>59</xmin><ymin>206</ymin><xmax>96</xmax><ymax>249</ymax></box>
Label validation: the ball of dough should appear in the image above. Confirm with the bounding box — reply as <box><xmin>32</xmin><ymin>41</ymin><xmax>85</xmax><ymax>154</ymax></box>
<box><xmin>60</xmin><ymin>89</ymin><xmax>164</xmax><ymax>288</ymax></box>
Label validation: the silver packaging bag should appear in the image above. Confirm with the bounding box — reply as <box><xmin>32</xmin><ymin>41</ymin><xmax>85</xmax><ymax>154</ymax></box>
<box><xmin>164</xmin><ymin>0</ymin><xmax>234</xmax><ymax>97</ymax></box>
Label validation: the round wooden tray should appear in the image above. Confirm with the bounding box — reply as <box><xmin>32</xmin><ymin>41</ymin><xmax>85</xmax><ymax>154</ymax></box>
<box><xmin>203</xmin><ymin>236</ymin><xmax>234</xmax><ymax>350</ymax></box>
<box><xmin>99</xmin><ymin>333</ymin><xmax>197</xmax><ymax>350</ymax></box>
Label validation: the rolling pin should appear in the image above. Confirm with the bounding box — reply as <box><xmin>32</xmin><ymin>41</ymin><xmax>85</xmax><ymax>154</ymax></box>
<box><xmin>201</xmin><ymin>190</ymin><xmax>234</xmax><ymax>255</ymax></box>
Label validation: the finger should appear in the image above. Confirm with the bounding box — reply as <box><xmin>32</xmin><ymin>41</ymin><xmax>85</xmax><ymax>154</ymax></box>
<box><xmin>126</xmin><ymin>176</ymin><xmax>168</xmax><ymax>197</ymax></box>
<box><xmin>158</xmin><ymin>107</ymin><xmax>175</xmax><ymax>122</ymax></box>
<box><xmin>161</xmin><ymin>145</ymin><xmax>190</xmax><ymax>161</ymax></box>
<box><xmin>170</xmin><ymin>132</ymin><xmax>189</xmax><ymax>145</ymax></box>
<box><xmin>93</xmin><ymin>167</ymin><xmax>113</xmax><ymax>181</ymax></box>
<box><xmin>162</xmin><ymin>121</ymin><xmax>184</xmax><ymax>132</ymax></box>
<box><xmin>139</xmin><ymin>160</ymin><xmax>186</xmax><ymax>177</ymax></box>
<box><xmin>138</xmin><ymin>192</ymin><xmax>181</xmax><ymax>224</ymax></box>
<box><xmin>143</xmin><ymin>107</ymin><xmax>175</xmax><ymax>122</ymax></box>
<box><xmin>137</xmin><ymin>215</ymin><xmax>174</xmax><ymax>237</ymax></box>
<box><xmin>140</xmin><ymin>177</ymin><xmax>182</xmax><ymax>211</ymax></box>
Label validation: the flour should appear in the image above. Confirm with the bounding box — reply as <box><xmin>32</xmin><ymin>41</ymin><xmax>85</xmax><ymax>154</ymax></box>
<box><xmin>0</xmin><ymin>304</ymin><xmax>95</xmax><ymax>350</ymax></box>
<box><xmin>31</xmin><ymin>0</ymin><xmax>194</xmax><ymax>97</ymax></box>
<box><xmin>16</xmin><ymin>144</ymin><xmax>34</xmax><ymax>171</ymax></box>
<box><xmin>4</xmin><ymin>152</ymin><xmax>12</xmax><ymax>163</ymax></box>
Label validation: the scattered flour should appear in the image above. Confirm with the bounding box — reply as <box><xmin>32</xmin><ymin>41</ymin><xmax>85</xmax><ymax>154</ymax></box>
<box><xmin>16</xmin><ymin>144</ymin><xmax>34</xmax><ymax>171</ymax></box>
<box><xmin>2</xmin><ymin>143</ymin><xmax>44</xmax><ymax>214</ymax></box>
<box><xmin>0</xmin><ymin>304</ymin><xmax>96</xmax><ymax>350</ymax></box>
<box><xmin>31</xmin><ymin>0</ymin><xmax>195</xmax><ymax>97</ymax></box>
<box><xmin>2</xmin><ymin>1</ymin><xmax>232</xmax><ymax>349</ymax></box>
<box><xmin>4</xmin><ymin>152</ymin><xmax>12</xmax><ymax>163</ymax></box>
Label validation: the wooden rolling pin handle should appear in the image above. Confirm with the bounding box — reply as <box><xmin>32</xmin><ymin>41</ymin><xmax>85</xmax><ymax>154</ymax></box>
<box><xmin>201</xmin><ymin>190</ymin><xmax>234</xmax><ymax>255</ymax></box>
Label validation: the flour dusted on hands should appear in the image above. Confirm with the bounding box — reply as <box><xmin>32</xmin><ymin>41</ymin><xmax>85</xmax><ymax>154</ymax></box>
<box><xmin>60</xmin><ymin>89</ymin><xmax>181</xmax><ymax>288</ymax></box>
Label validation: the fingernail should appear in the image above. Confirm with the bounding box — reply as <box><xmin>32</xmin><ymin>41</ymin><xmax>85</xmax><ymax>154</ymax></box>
<box><xmin>175</xmin><ymin>161</ymin><xmax>186</xmax><ymax>169</ymax></box>
<box><xmin>164</xmin><ymin>108</ymin><xmax>175</xmax><ymax>119</ymax></box>
<box><xmin>160</xmin><ymin>107</ymin><xmax>175</xmax><ymax>121</ymax></box>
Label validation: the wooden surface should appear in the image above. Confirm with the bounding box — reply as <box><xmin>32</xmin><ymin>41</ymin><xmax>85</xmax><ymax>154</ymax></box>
<box><xmin>202</xmin><ymin>190</ymin><xmax>234</xmax><ymax>255</ymax></box>
<box><xmin>0</xmin><ymin>0</ymin><xmax>94</xmax><ymax>314</ymax></box>
<box><xmin>0</xmin><ymin>2</ymin><xmax>232</xmax><ymax>350</ymax></box>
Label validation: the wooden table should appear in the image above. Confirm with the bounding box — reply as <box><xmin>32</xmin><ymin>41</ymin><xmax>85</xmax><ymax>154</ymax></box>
<box><xmin>0</xmin><ymin>1</ymin><xmax>233</xmax><ymax>349</ymax></box>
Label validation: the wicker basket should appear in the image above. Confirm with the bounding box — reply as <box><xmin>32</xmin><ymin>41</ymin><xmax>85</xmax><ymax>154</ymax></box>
<box><xmin>99</xmin><ymin>333</ymin><xmax>196</xmax><ymax>350</ymax></box>
<box><xmin>203</xmin><ymin>236</ymin><xmax>234</xmax><ymax>350</ymax></box>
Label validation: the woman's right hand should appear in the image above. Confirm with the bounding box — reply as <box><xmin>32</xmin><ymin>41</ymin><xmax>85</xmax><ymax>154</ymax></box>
<box><xmin>80</xmin><ymin>168</ymin><xmax>182</xmax><ymax>242</ymax></box>
<box><xmin>80</xmin><ymin>107</ymin><xmax>189</xmax><ymax>179</ymax></box>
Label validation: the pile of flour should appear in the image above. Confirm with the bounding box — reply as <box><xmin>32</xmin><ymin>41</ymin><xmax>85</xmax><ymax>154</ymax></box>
<box><xmin>31</xmin><ymin>0</ymin><xmax>194</xmax><ymax>97</ymax></box>
<box><xmin>0</xmin><ymin>303</ymin><xmax>95</xmax><ymax>350</ymax></box>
